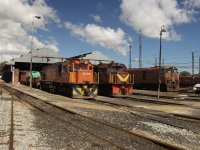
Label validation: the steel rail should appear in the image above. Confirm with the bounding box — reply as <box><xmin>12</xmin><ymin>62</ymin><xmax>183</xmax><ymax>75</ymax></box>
<box><xmin>9</xmin><ymin>93</ymin><xmax>14</xmax><ymax>150</ymax></box>
<box><xmin>3</xmin><ymin>86</ymin><xmax>126</xmax><ymax>150</ymax></box>
<box><xmin>3</xmin><ymin>85</ymin><xmax>184</xmax><ymax>150</ymax></box>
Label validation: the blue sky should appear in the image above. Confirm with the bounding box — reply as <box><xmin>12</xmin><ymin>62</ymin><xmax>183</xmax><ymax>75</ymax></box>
<box><xmin>1</xmin><ymin>0</ymin><xmax>200</xmax><ymax>73</ymax></box>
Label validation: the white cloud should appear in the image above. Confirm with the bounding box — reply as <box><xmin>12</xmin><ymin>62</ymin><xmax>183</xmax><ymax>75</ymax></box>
<box><xmin>183</xmin><ymin>0</ymin><xmax>200</xmax><ymax>8</ymax></box>
<box><xmin>120</xmin><ymin>0</ymin><xmax>198</xmax><ymax>41</ymax></box>
<box><xmin>90</xmin><ymin>14</ymin><xmax>102</xmax><ymax>23</ymax></box>
<box><xmin>0</xmin><ymin>0</ymin><xmax>60</xmax><ymax>62</ymax></box>
<box><xmin>64</xmin><ymin>21</ymin><xmax>131</xmax><ymax>56</ymax></box>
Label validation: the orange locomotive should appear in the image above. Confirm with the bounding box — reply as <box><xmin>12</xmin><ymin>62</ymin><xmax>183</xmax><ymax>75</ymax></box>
<box><xmin>40</xmin><ymin>59</ymin><xmax>98</xmax><ymax>98</ymax></box>
<box><xmin>128</xmin><ymin>66</ymin><xmax>179</xmax><ymax>91</ymax></box>
<box><xmin>96</xmin><ymin>62</ymin><xmax>134</xmax><ymax>96</ymax></box>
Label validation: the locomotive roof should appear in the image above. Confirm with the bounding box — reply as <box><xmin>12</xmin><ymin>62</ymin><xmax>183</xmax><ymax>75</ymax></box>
<box><xmin>45</xmin><ymin>58</ymin><xmax>92</xmax><ymax>66</ymax></box>
<box><xmin>98</xmin><ymin>62</ymin><xmax>126</xmax><ymax>66</ymax></box>
<box><xmin>128</xmin><ymin>66</ymin><xmax>177</xmax><ymax>71</ymax></box>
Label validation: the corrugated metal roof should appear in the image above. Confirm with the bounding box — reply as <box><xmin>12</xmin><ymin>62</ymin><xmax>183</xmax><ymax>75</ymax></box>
<box><xmin>83</xmin><ymin>51</ymin><xmax>113</xmax><ymax>65</ymax></box>
<box><xmin>6</xmin><ymin>49</ymin><xmax>113</xmax><ymax>66</ymax></box>
<box><xmin>6</xmin><ymin>47</ymin><xmax>61</xmax><ymax>65</ymax></box>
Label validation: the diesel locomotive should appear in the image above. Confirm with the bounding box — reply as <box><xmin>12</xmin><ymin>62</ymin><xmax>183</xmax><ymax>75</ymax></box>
<box><xmin>95</xmin><ymin>62</ymin><xmax>134</xmax><ymax>96</ymax></box>
<box><xmin>128</xmin><ymin>66</ymin><xmax>179</xmax><ymax>91</ymax></box>
<box><xmin>40</xmin><ymin>59</ymin><xmax>98</xmax><ymax>98</ymax></box>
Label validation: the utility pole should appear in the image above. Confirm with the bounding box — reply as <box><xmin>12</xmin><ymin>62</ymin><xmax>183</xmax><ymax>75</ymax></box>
<box><xmin>129</xmin><ymin>45</ymin><xmax>132</xmax><ymax>69</ymax></box>
<box><xmin>158</xmin><ymin>25</ymin><xmax>166</xmax><ymax>99</ymax></box>
<box><xmin>199</xmin><ymin>56</ymin><xmax>200</xmax><ymax>75</ymax></box>
<box><xmin>192</xmin><ymin>51</ymin><xmax>195</xmax><ymax>86</ymax></box>
<box><xmin>139</xmin><ymin>30</ymin><xmax>142</xmax><ymax>68</ymax></box>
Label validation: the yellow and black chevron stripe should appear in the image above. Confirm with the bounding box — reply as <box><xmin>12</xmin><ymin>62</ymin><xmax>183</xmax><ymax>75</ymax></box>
<box><xmin>117</xmin><ymin>74</ymin><xmax>129</xmax><ymax>82</ymax></box>
<box><xmin>71</xmin><ymin>84</ymin><xmax>98</xmax><ymax>96</ymax></box>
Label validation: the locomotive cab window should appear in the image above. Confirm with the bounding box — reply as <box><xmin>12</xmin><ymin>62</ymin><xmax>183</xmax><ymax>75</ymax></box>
<box><xmin>171</xmin><ymin>68</ymin><xmax>178</xmax><ymax>73</ymax></box>
<box><xmin>82</xmin><ymin>64</ymin><xmax>88</xmax><ymax>70</ymax></box>
<box><xmin>69</xmin><ymin>65</ymin><xmax>73</xmax><ymax>72</ymax></box>
<box><xmin>74</xmin><ymin>64</ymin><xmax>80</xmax><ymax>70</ymax></box>
<box><xmin>63</xmin><ymin>65</ymin><xmax>68</xmax><ymax>72</ymax></box>
<box><xmin>111</xmin><ymin>66</ymin><xmax>123</xmax><ymax>72</ymax></box>
<box><xmin>160</xmin><ymin>69</ymin><xmax>165</xmax><ymax>73</ymax></box>
<box><xmin>100</xmin><ymin>67</ymin><xmax>107</xmax><ymax>73</ymax></box>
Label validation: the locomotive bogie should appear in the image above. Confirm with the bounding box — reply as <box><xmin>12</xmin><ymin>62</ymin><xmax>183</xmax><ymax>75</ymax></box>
<box><xmin>40</xmin><ymin>81</ymin><xmax>98</xmax><ymax>98</ymax></box>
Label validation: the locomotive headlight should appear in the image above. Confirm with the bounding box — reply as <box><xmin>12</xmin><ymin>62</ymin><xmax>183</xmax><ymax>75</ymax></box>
<box><xmin>85</xmin><ymin>60</ymin><xmax>89</xmax><ymax>64</ymax></box>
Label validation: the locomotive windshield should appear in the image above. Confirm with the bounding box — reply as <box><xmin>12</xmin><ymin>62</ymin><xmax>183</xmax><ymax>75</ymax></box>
<box><xmin>165</xmin><ymin>68</ymin><xmax>178</xmax><ymax>73</ymax></box>
<box><xmin>82</xmin><ymin>64</ymin><xmax>88</xmax><ymax>70</ymax></box>
<box><xmin>111</xmin><ymin>66</ymin><xmax>124</xmax><ymax>72</ymax></box>
<box><xmin>74</xmin><ymin>64</ymin><xmax>88</xmax><ymax>70</ymax></box>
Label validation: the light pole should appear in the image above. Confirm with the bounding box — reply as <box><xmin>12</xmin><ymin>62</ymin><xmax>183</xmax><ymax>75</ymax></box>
<box><xmin>30</xmin><ymin>16</ymin><xmax>41</xmax><ymax>88</ymax></box>
<box><xmin>158</xmin><ymin>25</ymin><xmax>166</xmax><ymax>99</ymax></box>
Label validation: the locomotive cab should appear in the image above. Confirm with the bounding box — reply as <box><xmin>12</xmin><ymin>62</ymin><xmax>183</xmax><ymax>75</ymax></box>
<box><xmin>163</xmin><ymin>67</ymin><xmax>179</xmax><ymax>91</ymax></box>
<box><xmin>97</xmin><ymin>62</ymin><xmax>134</xmax><ymax>96</ymax></box>
<box><xmin>66</xmin><ymin>60</ymin><xmax>94</xmax><ymax>84</ymax></box>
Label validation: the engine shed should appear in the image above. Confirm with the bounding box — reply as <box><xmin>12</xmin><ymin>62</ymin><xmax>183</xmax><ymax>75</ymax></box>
<box><xmin>2</xmin><ymin>49</ymin><xmax>113</xmax><ymax>85</ymax></box>
<box><xmin>2</xmin><ymin>48</ymin><xmax>61</xmax><ymax>84</ymax></box>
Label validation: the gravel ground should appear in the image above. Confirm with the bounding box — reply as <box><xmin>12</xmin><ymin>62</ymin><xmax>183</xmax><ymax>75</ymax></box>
<box><xmin>4</xmin><ymin>83</ymin><xmax>200</xmax><ymax>149</ymax></box>
<box><xmin>13</xmin><ymin>99</ymin><xmax>44</xmax><ymax>149</ymax></box>
<box><xmin>97</xmin><ymin>95</ymin><xmax>200</xmax><ymax>119</ymax></box>
<box><xmin>0</xmin><ymin>91</ymin><xmax>11</xmax><ymax>150</ymax></box>
<box><xmin>72</xmin><ymin>107</ymin><xmax>200</xmax><ymax>149</ymax></box>
<box><xmin>96</xmin><ymin>96</ymin><xmax>200</xmax><ymax>133</ymax></box>
<box><xmin>12</xmin><ymin>89</ymin><xmax>165</xmax><ymax>150</ymax></box>
<box><xmin>29</xmin><ymin>102</ymin><xmax>119</xmax><ymax>150</ymax></box>
<box><xmin>1</xmin><ymin>88</ymin><xmax>119</xmax><ymax>149</ymax></box>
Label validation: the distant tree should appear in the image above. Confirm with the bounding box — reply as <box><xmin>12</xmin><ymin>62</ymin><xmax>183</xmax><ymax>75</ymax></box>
<box><xmin>194</xmin><ymin>73</ymin><xmax>200</xmax><ymax>77</ymax></box>
<box><xmin>0</xmin><ymin>62</ymin><xmax>6</xmax><ymax>76</ymax></box>
<box><xmin>180</xmin><ymin>71</ymin><xmax>191</xmax><ymax>76</ymax></box>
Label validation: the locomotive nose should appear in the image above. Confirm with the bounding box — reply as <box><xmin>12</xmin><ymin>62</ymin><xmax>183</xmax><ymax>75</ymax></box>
<box><xmin>82</xmin><ymin>83</ymin><xmax>90</xmax><ymax>96</ymax></box>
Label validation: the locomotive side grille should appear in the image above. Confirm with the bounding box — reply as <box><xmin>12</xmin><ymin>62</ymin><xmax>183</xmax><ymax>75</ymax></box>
<box><xmin>129</xmin><ymin>74</ymin><xmax>134</xmax><ymax>83</ymax></box>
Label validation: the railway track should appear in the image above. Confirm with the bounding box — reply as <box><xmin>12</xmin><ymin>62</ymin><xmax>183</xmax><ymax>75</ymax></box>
<box><xmin>96</xmin><ymin>95</ymin><xmax>200</xmax><ymax>123</ymax></box>
<box><xmin>0</xmin><ymin>88</ymin><xmax>14</xmax><ymax>150</ymax></box>
<box><xmin>2</xmin><ymin>84</ymin><xmax>200</xmax><ymax>150</ymax></box>
<box><xmin>9</xmin><ymin>93</ymin><xmax>14</xmax><ymax>150</ymax></box>
<box><xmin>2</xmin><ymin>85</ymin><xmax>168</xmax><ymax>150</ymax></box>
<box><xmin>128</xmin><ymin>95</ymin><xmax>200</xmax><ymax>110</ymax></box>
<box><xmin>133</xmin><ymin>90</ymin><xmax>200</xmax><ymax>101</ymax></box>
<box><xmin>2</xmin><ymin>87</ymin><xmax>122</xmax><ymax>149</ymax></box>
<box><xmin>95</xmin><ymin>96</ymin><xmax>200</xmax><ymax>130</ymax></box>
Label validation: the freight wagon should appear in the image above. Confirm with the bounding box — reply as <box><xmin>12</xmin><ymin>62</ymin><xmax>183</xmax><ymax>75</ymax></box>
<box><xmin>95</xmin><ymin>62</ymin><xmax>134</xmax><ymax>96</ymax></box>
<box><xmin>40</xmin><ymin>59</ymin><xmax>98</xmax><ymax>98</ymax></box>
<box><xmin>179</xmin><ymin>76</ymin><xmax>200</xmax><ymax>87</ymax></box>
<box><xmin>128</xmin><ymin>66</ymin><xmax>179</xmax><ymax>91</ymax></box>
